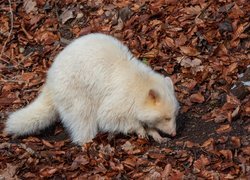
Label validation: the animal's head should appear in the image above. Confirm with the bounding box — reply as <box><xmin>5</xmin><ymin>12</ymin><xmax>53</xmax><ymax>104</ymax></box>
<box><xmin>136</xmin><ymin>76</ymin><xmax>180</xmax><ymax>137</ymax></box>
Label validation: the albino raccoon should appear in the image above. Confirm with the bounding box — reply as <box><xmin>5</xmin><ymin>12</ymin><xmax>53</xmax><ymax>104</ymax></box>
<box><xmin>5</xmin><ymin>33</ymin><xmax>179</xmax><ymax>145</ymax></box>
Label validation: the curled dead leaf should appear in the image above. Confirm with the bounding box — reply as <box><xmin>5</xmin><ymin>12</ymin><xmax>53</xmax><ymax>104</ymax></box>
<box><xmin>216</xmin><ymin>124</ymin><xmax>232</xmax><ymax>134</ymax></box>
<box><xmin>23</xmin><ymin>0</ymin><xmax>37</xmax><ymax>13</ymax></box>
<box><xmin>190</xmin><ymin>93</ymin><xmax>205</xmax><ymax>103</ymax></box>
<box><xmin>40</xmin><ymin>167</ymin><xmax>58</xmax><ymax>177</ymax></box>
<box><xmin>165</xmin><ymin>36</ymin><xmax>175</xmax><ymax>48</ymax></box>
<box><xmin>60</xmin><ymin>9</ymin><xmax>74</xmax><ymax>24</ymax></box>
<box><xmin>219</xmin><ymin>150</ymin><xmax>233</xmax><ymax>160</ymax></box>
<box><xmin>230</xmin><ymin>136</ymin><xmax>241</xmax><ymax>148</ymax></box>
<box><xmin>201</xmin><ymin>138</ymin><xmax>215</xmax><ymax>151</ymax></box>
<box><xmin>184</xmin><ymin>140</ymin><xmax>198</xmax><ymax>148</ymax></box>
<box><xmin>148</xmin><ymin>152</ymin><xmax>165</xmax><ymax>159</ymax></box>
<box><xmin>193</xmin><ymin>154</ymin><xmax>210</xmax><ymax>173</ymax></box>
<box><xmin>121</xmin><ymin>141</ymin><xmax>135</xmax><ymax>152</ymax></box>
<box><xmin>161</xmin><ymin>164</ymin><xmax>172</xmax><ymax>178</ymax></box>
<box><xmin>179</xmin><ymin>46</ymin><xmax>200</xmax><ymax>56</ymax></box>
<box><xmin>123</xmin><ymin>157</ymin><xmax>137</xmax><ymax>168</ymax></box>
<box><xmin>142</xmin><ymin>49</ymin><xmax>158</xmax><ymax>58</ymax></box>
<box><xmin>0</xmin><ymin>163</ymin><xmax>18</xmax><ymax>180</ymax></box>
<box><xmin>73</xmin><ymin>155</ymin><xmax>89</xmax><ymax>165</ymax></box>
<box><xmin>241</xmin><ymin>147</ymin><xmax>250</xmax><ymax>155</ymax></box>
<box><xmin>42</xmin><ymin>139</ymin><xmax>54</xmax><ymax>148</ymax></box>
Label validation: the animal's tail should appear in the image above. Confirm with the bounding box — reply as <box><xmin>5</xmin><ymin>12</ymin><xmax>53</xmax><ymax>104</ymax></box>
<box><xmin>5</xmin><ymin>85</ymin><xmax>57</xmax><ymax>136</ymax></box>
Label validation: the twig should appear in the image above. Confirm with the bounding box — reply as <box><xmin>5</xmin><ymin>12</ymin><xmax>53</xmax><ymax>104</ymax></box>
<box><xmin>0</xmin><ymin>0</ymin><xmax>14</xmax><ymax>62</ymax></box>
<box><xmin>16</xmin><ymin>52</ymin><xmax>33</xmax><ymax>67</ymax></box>
<box><xmin>195</xmin><ymin>2</ymin><xmax>212</xmax><ymax>20</ymax></box>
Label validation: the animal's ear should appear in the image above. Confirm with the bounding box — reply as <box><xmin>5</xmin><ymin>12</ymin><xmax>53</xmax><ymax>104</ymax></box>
<box><xmin>148</xmin><ymin>89</ymin><xmax>160</xmax><ymax>104</ymax></box>
<box><xmin>164</xmin><ymin>77</ymin><xmax>174</xmax><ymax>92</ymax></box>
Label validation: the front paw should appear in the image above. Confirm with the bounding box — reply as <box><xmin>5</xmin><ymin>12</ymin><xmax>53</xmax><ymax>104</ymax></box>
<box><xmin>153</xmin><ymin>136</ymin><xmax>170</xmax><ymax>143</ymax></box>
<box><xmin>147</xmin><ymin>128</ymin><xmax>170</xmax><ymax>143</ymax></box>
<box><xmin>136</xmin><ymin>127</ymin><xmax>148</xmax><ymax>140</ymax></box>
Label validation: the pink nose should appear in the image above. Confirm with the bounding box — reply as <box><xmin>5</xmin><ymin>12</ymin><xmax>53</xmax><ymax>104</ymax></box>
<box><xmin>171</xmin><ymin>132</ymin><xmax>176</xmax><ymax>137</ymax></box>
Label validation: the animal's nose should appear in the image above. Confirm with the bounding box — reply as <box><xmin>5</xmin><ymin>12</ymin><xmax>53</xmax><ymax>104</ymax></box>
<box><xmin>171</xmin><ymin>131</ymin><xmax>176</xmax><ymax>137</ymax></box>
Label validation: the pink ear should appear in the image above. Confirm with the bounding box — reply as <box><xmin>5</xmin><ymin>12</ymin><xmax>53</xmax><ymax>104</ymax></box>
<box><xmin>148</xmin><ymin>89</ymin><xmax>159</xmax><ymax>103</ymax></box>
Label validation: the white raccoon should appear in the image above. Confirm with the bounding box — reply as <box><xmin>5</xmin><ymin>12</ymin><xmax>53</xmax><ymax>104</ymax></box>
<box><xmin>5</xmin><ymin>33</ymin><xmax>179</xmax><ymax>145</ymax></box>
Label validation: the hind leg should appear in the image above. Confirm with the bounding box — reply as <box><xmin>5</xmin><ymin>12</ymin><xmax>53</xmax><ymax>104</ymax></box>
<box><xmin>61</xmin><ymin>113</ymin><xmax>98</xmax><ymax>145</ymax></box>
<box><xmin>58</xmin><ymin>102</ymin><xmax>98</xmax><ymax>145</ymax></box>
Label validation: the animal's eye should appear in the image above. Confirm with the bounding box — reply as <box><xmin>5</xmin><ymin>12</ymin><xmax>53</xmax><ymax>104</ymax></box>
<box><xmin>165</xmin><ymin>117</ymin><xmax>171</xmax><ymax>121</ymax></box>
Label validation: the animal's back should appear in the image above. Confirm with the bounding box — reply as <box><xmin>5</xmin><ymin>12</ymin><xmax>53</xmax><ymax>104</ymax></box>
<box><xmin>47</xmin><ymin>33</ymin><xmax>140</xmax><ymax>99</ymax></box>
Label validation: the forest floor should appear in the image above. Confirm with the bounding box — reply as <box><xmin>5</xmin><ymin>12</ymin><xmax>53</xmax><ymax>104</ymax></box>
<box><xmin>0</xmin><ymin>0</ymin><xmax>249</xmax><ymax>179</ymax></box>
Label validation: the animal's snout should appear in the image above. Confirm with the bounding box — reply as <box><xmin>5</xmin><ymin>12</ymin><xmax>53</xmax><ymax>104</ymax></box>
<box><xmin>171</xmin><ymin>131</ymin><xmax>176</xmax><ymax>137</ymax></box>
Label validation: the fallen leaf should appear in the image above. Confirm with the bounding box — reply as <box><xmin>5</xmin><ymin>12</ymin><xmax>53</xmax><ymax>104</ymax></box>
<box><xmin>231</xmin><ymin>136</ymin><xmax>241</xmax><ymax>148</ymax></box>
<box><xmin>190</xmin><ymin>93</ymin><xmax>205</xmax><ymax>103</ymax></box>
<box><xmin>219</xmin><ymin>150</ymin><xmax>233</xmax><ymax>160</ymax></box>
<box><xmin>165</xmin><ymin>36</ymin><xmax>175</xmax><ymax>48</ymax></box>
<box><xmin>216</xmin><ymin>124</ymin><xmax>232</xmax><ymax>134</ymax></box>
<box><xmin>60</xmin><ymin>9</ymin><xmax>74</xmax><ymax>24</ymax></box>
<box><xmin>123</xmin><ymin>157</ymin><xmax>137</xmax><ymax>168</ymax></box>
<box><xmin>42</xmin><ymin>139</ymin><xmax>54</xmax><ymax>148</ymax></box>
<box><xmin>121</xmin><ymin>141</ymin><xmax>135</xmax><ymax>152</ymax></box>
<box><xmin>73</xmin><ymin>155</ymin><xmax>89</xmax><ymax>165</ymax></box>
<box><xmin>161</xmin><ymin>164</ymin><xmax>172</xmax><ymax>178</ymax></box>
<box><xmin>148</xmin><ymin>152</ymin><xmax>165</xmax><ymax>159</ymax></box>
<box><xmin>23</xmin><ymin>0</ymin><xmax>37</xmax><ymax>13</ymax></box>
<box><xmin>193</xmin><ymin>154</ymin><xmax>210</xmax><ymax>173</ymax></box>
<box><xmin>241</xmin><ymin>147</ymin><xmax>250</xmax><ymax>155</ymax></box>
<box><xmin>184</xmin><ymin>6</ymin><xmax>201</xmax><ymax>15</ymax></box>
<box><xmin>0</xmin><ymin>163</ymin><xmax>18</xmax><ymax>180</ymax></box>
<box><xmin>201</xmin><ymin>138</ymin><xmax>215</xmax><ymax>151</ymax></box>
<box><xmin>179</xmin><ymin>46</ymin><xmax>200</xmax><ymax>56</ymax></box>
<box><xmin>40</xmin><ymin>167</ymin><xmax>58</xmax><ymax>177</ymax></box>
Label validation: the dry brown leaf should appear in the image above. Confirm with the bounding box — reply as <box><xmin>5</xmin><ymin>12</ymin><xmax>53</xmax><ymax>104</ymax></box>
<box><xmin>0</xmin><ymin>163</ymin><xmax>18</xmax><ymax>180</ymax></box>
<box><xmin>178</xmin><ymin>57</ymin><xmax>203</xmax><ymax>73</ymax></box>
<box><xmin>231</xmin><ymin>136</ymin><xmax>241</xmax><ymax>148</ymax></box>
<box><xmin>123</xmin><ymin>157</ymin><xmax>137</xmax><ymax>168</ymax></box>
<box><xmin>219</xmin><ymin>150</ymin><xmax>233</xmax><ymax>160</ymax></box>
<box><xmin>121</xmin><ymin>141</ymin><xmax>135</xmax><ymax>152</ymax></box>
<box><xmin>190</xmin><ymin>93</ymin><xmax>205</xmax><ymax>103</ymax></box>
<box><xmin>40</xmin><ymin>167</ymin><xmax>58</xmax><ymax>177</ymax></box>
<box><xmin>217</xmin><ymin>136</ymin><xmax>228</xmax><ymax>144</ymax></box>
<box><xmin>148</xmin><ymin>152</ymin><xmax>165</xmax><ymax>159</ymax></box>
<box><xmin>38</xmin><ymin>31</ymin><xmax>59</xmax><ymax>45</ymax></box>
<box><xmin>229</xmin><ymin>4</ymin><xmax>244</xmax><ymax>18</ymax></box>
<box><xmin>184</xmin><ymin>6</ymin><xmax>201</xmax><ymax>15</ymax></box>
<box><xmin>60</xmin><ymin>9</ymin><xmax>74</xmax><ymax>24</ymax></box>
<box><xmin>175</xmin><ymin>33</ymin><xmax>187</xmax><ymax>46</ymax></box>
<box><xmin>201</xmin><ymin>138</ymin><xmax>215</xmax><ymax>151</ymax></box>
<box><xmin>42</xmin><ymin>139</ymin><xmax>54</xmax><ymax>148</ymax></box>
<box><xmin>23</xmin><ymin>0</ymin><xmax>37</xmax><ymax>13</ymax></box>
<box><xmin>73</xmin><ymin>155</ymin><xmax>89</xmax><ymax>166</ymax></box>
<box><xmin>161</xmin><ymin>164</ymin><xmax>172</xmax><ymax>178</ymax></box>
<box><xmin>165</xmin><ymin>36</ymin><xmax>175</xmax><ymax>48</ymax></box>
<box><xmin>216</xmin><ymin>124</ymin><xmax>232</xmax><ymax>134</ymax></box>
<box><xmin>193</xmin><ymin>154</ymin><xmax>210</xmax><ymax>173</ymax></box>
<box><xmin>241</xmin><ymin>147</ymin><xmax>250</xmax><ymax>155</ymax></box>
<box><xmin>185</xmin><ymin>140</ymin><xmax>198</xmax><ymax>148</ymax></box>
<box><xmin>181</xmin><ymin>79</ymin><xmax>197</xmax><ymax>90</ymax></box>
<box><xmin>179</xmin><ymin>46</ymin><xmax>200</xmax><ymax>56</ymax></box>
<box><xmin>142</xmin><ymin>49</ymin><xmax>158</xmax><ymax>58</ymax></box>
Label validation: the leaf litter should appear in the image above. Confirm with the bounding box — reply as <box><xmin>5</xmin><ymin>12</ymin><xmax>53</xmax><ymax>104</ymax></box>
<box><xmin>0</xmin><ymin>0</ymin><xmax>249</xmax><ymax>179</ymax></box>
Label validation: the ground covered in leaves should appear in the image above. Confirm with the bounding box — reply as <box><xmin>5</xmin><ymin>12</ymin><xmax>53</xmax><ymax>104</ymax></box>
<box><xmin>0</xmin><ymin>0</ymin><xmax>250</xmax><ymax>179</ymax></box>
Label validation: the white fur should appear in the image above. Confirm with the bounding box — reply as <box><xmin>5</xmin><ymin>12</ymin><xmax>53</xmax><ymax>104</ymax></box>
<box><xmin>5</xmin><ymin>33</ymin><xmax>179</xmax><ymax>145</ymax></box>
